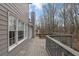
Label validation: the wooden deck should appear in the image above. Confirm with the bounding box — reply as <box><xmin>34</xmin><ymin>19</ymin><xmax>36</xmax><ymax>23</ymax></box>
<box><xmin>16</xmin><ymin>37</ymin><xmax>48</xmax><ymax>56</ymax></box>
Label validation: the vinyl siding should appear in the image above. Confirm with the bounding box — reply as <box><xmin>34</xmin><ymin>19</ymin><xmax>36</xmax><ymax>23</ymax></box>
<box><xmin>0</xmin><ymin>4</ymin><xmax>8</xmax><ymax>55</ymax></box>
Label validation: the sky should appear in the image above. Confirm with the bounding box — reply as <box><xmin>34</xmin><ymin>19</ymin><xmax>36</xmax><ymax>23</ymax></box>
<box><xmin>29</xmin><ymin>3</ymin><xmax>63</xmax><ymax>25</ymax></box>
<box><xmin>29</xmin><ymin>3</ymin><xmax>44</xmax><ymax>19</ymax></box>
<box><xmin>29</xmin><ymin>3</ymin><xmax>45</xmax><ymax>25</ymax></box>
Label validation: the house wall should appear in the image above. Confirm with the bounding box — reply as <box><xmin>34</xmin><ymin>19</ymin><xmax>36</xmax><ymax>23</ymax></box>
<box><xmin>0</xmin><ymin>4</ymin><xmax>8</xmax><ymax>55</ymax></box>
<box><xmin>0</xmin><ymin>3</ymin><xmax>29</xmax><ymax>56</ymax></box>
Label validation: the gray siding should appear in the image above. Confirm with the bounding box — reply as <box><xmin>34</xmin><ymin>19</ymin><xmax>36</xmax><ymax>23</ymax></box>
<box><xmin>0</xmin><ymin>4</ymin><xmax>8</xmax><ymax>55</ymax></box>
<box><xmin>0</xmin><ymin>3</ymin><xmax>29</xmax><ymax>56</ymax></box>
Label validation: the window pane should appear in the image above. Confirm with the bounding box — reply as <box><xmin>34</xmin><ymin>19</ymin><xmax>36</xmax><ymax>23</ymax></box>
<box><xmin>9</xmin><ymin>16</ymin><xmax>16</xmax><ymax>46</ymax></box>
<box><xmin>18</xmin><ymin>21</ymin><xmax>24</xmax><ymax>41</ymax></box>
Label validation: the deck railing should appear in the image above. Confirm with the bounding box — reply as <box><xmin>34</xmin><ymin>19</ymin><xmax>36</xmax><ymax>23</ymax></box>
<box><xmin>46</xmin><ymin>35</ymin><xmax>79</xmax><ymax>56</ymax></box>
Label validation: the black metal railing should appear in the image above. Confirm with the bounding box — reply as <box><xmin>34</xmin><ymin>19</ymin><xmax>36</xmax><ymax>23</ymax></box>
<box><xmin>46</xmin><ymin>35</ymin><xmax>79</xmax><ymax>56</ymax></box>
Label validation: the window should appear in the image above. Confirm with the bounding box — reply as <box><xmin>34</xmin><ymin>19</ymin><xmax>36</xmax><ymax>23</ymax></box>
<box><xmin>18</xmin><ymin>21</ymin><xmax>24</xmax><ymax>41</ymax></box>
<box><xmin>8</xmin><ymin>12</ymin><xmax>27</xmax><ymax>51</ymax></box>
<box><xmin>9</xmin><ymin>16</ymin><xmax>17</xmax><ymax>46</ymax></box>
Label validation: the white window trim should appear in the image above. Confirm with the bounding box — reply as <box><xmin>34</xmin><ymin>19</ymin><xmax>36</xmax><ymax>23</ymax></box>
<box><xmin>8</xmin><ymin>37</ymin><xmax>27</xmax><ymax>52</ymax></box>
<box><xmin>8</xmin><ymin>11</ymin><xmax>27</xmax><ymax>52</ymax></box>
<box><xmin>16</xmin><ymin>19</ymin><xmax>18</xmax><ymax>43</ymax></box>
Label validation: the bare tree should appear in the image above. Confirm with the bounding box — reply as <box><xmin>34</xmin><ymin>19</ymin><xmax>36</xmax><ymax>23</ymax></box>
<box><xmin>42</xmin><ymin>3</ymin><xmax>56</xmax><ymax>35</ymax></box>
